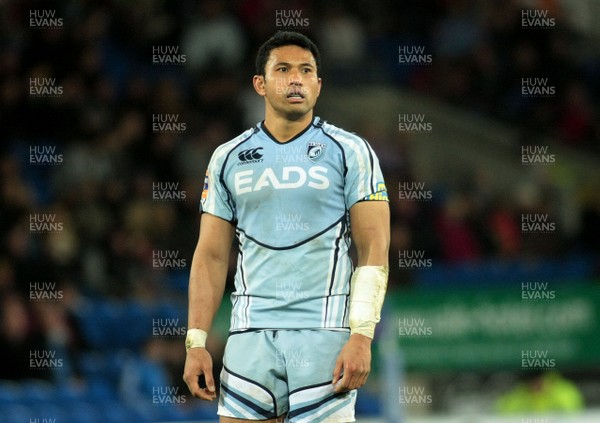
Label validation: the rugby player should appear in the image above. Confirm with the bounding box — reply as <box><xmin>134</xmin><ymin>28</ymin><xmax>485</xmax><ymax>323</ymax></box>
<box><xmin>183</xmin><ymin>31</ymin><xmax>390</xmax><ymax>422</ymax></box>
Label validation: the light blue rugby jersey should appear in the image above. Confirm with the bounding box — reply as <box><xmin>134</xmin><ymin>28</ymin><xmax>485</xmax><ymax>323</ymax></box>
<box><xmin>201</xmin><ymin>117</ymin><xmax>388</xmax><ymax>332</ymax></box>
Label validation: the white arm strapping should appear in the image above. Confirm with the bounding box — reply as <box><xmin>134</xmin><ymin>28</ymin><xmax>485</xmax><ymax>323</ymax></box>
<box><xmin>185</xmin><ymin>328</ymin><xmax>208</xmax><ymax>351</ymax></box>
<box><xmin>348</xmin><ymin>265</ymin><xmax>389</xmax><ymax>339</ymax></box>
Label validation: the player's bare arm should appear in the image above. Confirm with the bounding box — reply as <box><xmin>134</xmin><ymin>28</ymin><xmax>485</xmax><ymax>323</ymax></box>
<box><xmin>333</xmin><ymin>200</ymin><xmax>390</xmax><ymax>393</ymax></box>
<box><xmin>183</xmin><ymin>213</ymin><xmax>234</xmax><ymax>401</ymax></box>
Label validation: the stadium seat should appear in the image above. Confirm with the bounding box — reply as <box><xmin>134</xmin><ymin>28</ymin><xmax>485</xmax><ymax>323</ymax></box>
<box><xmin>0</xmin><ymin>404</ymin><xmax>35</xmax><ymax>423</ymax></box>
<box><xmin>19</xmin><ymin>379</ymin><xmax>54</xmax><ymax>404</ymax></box>
<box><xmin>28</xmin><ymin>403</ymin><xmax>69</xmax><ymax>422</ymax></box>
<box><xmin>66</xmin><ymin>401</ymin><xmax>105</xmax><ymax>423</ymax></box>
<box><xmin>0</xmin><ymin>381</ymin><xmax>21</xmax><ymax>405</ymax></box>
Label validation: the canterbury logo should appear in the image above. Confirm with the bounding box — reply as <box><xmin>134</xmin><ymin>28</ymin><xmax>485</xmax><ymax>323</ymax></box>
<box><xmin>238</xmin><ymin>147</ymin><xmax>264</xmax><ymax>163</ymax></box>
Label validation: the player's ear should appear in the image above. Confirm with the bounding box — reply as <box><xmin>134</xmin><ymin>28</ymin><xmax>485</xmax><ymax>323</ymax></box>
<box><xmin>316</xmin><ymin>77</ymin><xmax>322</xmax><ymax>98</ymax></box>
<box><xmin>253</xmin><ymin>75</ymin><xmax>266</xmax><ymax>97</ymax></box>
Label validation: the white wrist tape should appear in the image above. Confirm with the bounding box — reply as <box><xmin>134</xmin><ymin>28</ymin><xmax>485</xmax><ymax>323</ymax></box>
<box><xmin>348</xmin><ymin>265</ymin><xmax>389</xmax><ymax>339</ymax></box>
<box><xmin>185</xmin><ymin>328</ymin><xmax>208</xmax><ymax>351</ymax></box>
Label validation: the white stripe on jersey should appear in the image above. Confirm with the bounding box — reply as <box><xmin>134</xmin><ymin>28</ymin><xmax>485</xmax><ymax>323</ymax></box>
<box><xmin>323</xmin><ymin>221</ymin><xmax>350</xmax><ymax>328</ymax></box>
<box><xmin>329</xmin><ymin>296</ymin><xmax>341</xmax><ymax>329</ymax></box>
<box><xmin>334</xmin><ymin>241</ymin><xmax>351</xmax><ymax>327</ymax></box>
<box><xmin>203</xmin><ymin>128</ymin><xmax>255</xmax><ymax>216</ymax></box>
<box><xmin>231</xmin><ymin>294</ymin><xmax>238</xmax><ymax>329</ymax></box>
<box><xmin>233</xmin><ymin>229</ymin><xmax>251</xmax><ymax>328</ymax></box>
<box><xmin>323</xmin><ymin>224</ymin><xmax>336</xmax><ymax>326</ymax></box>
<box><xmin>327</xmin><ymin>129</ymin><xmax>371</xmax><ymax>200</ymax></box>
<box><xmin>232</xmin><ymin>294</ymin><xmax>251</xmax><ymax>329</ymax></box>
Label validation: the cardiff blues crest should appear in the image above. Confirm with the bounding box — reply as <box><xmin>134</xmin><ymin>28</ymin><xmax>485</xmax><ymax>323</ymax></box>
<box><xmin>306</xmin><ymin>142</ymin><xmax>326</xmax><ymax>162</ymax></box>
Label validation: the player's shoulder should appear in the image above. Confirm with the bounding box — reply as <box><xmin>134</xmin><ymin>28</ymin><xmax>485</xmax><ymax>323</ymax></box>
<box><xmin>211</xmin><ymin>126</ymin><xmax>260</xmax><ymax>161</ymax></box>
<box><xmin>318</xmin><ymin>118</ymin><xmax>367</xmax><ymax>145</ymax></box>
<box><xmin>317</xmin><ymin>118</ymin><xmax>371</xmax><ymax>151</ymax></box>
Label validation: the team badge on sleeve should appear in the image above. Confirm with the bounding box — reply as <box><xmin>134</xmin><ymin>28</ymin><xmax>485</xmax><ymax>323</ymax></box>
<box><xmin>201</xmin><ymin>172</ymin><xmax>209</xmax><ymax>203</ymax></box>
<box><xmin>364</xmin><ymin>182</ymin><xmax>388</xmax><ymax>201</ymax></box>
<box><xmin>306</xmin><ymin>142</ymin><xmax>326</xmax><ymax>162</ymax></box>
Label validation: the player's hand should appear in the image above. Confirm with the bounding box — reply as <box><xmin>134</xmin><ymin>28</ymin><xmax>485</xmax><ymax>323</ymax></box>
<box><xmin>332</xmin><ymin>333</ymin><xmax>372</xmax><ymax>393</ymax></box>
<box><xmin>183</xmin><ymin>347</ymin><xmax>217</xmax><ymax>401</ymax></box>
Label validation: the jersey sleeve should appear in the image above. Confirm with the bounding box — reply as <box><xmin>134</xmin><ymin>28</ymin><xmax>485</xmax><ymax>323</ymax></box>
<box><xmin>344</xmin><ymin>138</ymin><xmax>388</xmax><ymax>209</ymax></box>
<box><xmin>200</xmin><ymin>148</ymin><xmax>236</xmax><ymax>221</ymax></box>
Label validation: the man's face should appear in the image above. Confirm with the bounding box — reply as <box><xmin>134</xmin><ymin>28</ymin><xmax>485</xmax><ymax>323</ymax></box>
<box><xmin>254</xmin><ymin>45</ymin><xmax>322</xmax><ymax>121</ymax></box>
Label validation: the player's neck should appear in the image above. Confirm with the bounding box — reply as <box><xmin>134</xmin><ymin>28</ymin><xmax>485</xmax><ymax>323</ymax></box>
<box><xmin>263</xmin><ymin>112</ymin><xmax>313</xmax><ymax>143</ymax></box>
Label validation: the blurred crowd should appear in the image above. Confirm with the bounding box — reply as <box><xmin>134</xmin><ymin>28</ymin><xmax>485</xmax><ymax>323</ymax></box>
<box><xmin>1</xmin><ymin>0</ymin><xmax>599</xmax><ymax>393</ymax></box>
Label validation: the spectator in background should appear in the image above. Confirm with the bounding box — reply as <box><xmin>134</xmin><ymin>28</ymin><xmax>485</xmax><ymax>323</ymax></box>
<box><xmin>0</xmin><ymin>293</ymin><xmax>48</xmax><ymax>380</ymax></box>
<box><xmin>433</xmin><ymin>0</ymin><xmax>483</xmax><ymax>60</ymax></box>
<box><xmin>182</xmin><ymin>0</ymin><xmax>245</xmax><ymax>73</ymax></box>
<box><xmin>435</xmin><ymin>192</ymin><xmax>482</xmax><ymax>262</ymax></box>
<box><xmin>557</xmin><ymin>81</ymin><xmax>595</xmax><ymax>146</ymax></box>
<box><xmin>495</xmin><ymin>371</ymin><xmax>584</xmax><ymax>414</ymax></box>
<box><xmin>486</xmin><ymin>196</ymin><xmax>522</xmax><ymax>259</ymax></box>
<box><xmin>316</xmin><ymin>0</ymin><xmax>366</xmax><ymax>81</ymax></box>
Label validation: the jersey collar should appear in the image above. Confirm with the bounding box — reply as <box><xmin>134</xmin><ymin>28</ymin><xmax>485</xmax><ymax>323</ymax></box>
<box><xmin>259</xmin><ymin>117</ymin><xmax>319</xmax><ymax>144</ymax></box>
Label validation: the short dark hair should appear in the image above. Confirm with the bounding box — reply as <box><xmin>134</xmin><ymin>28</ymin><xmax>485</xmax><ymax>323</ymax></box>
<box><xmin>255</xmin><ymin>31</ymin><xmax>321</xmax><ymax>76</ymax></box>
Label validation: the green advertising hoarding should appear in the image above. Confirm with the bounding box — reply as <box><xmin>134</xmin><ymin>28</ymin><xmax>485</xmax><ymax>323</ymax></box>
<box><xmin>385</xmin><ymin>283</ymin><xmax>600</xmax><ymax>372</ymax></box>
